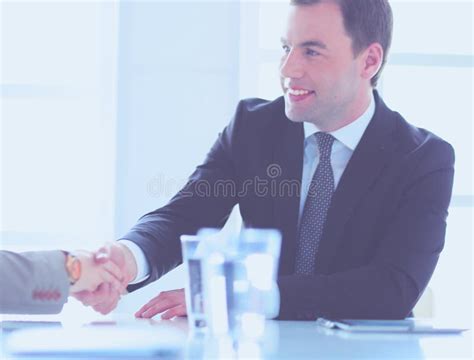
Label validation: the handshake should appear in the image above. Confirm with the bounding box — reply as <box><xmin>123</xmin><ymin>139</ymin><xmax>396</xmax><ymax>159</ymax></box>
<box><xmin>67</xmin><ymin>243</ymin><xmax>137</xmax><ymax>314</ymax></box>
<box><xmin>66</xmin><ymin>243</ymin><xmax>186</xmax><ymax>318</ymax></box>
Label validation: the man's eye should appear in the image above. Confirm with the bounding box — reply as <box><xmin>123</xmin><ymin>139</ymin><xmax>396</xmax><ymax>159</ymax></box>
<box><xmin>282</xmin><ymin>45</ymin><xmax>290</xmax><ymax>54</ymax></box>
<box><xmin>305</xmin><ymin>48</ymin><xmax>320</xmax><ymax>57</ymax></box>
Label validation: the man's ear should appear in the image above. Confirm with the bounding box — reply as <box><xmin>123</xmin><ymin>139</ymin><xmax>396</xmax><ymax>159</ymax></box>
<box><xmin>360</xmin><ymin>43</ymin><xmax>384</xmax><ymax>82</ymax></box>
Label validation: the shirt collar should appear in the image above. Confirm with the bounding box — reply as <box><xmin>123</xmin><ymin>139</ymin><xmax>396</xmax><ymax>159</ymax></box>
<box><xmin>303</xmin><ymin>92</ymin><xmax>375</xmax><ymax>151</ymax></box>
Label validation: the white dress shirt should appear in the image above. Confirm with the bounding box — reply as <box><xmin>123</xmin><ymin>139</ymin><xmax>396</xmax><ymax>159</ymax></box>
<box><xmin>299</xmin><ymin>93</ymin><xmax>375</xmax><ymax>223</ymax></box>
<box><xmin>122</xmin><ymin>93</ymin><xmax>375</xmax><ymax>283</ymax></box>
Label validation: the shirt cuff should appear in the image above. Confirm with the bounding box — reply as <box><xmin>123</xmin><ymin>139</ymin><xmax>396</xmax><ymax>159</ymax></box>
<box><xmin>118</xmin><ymin>240</ymin><xmax>150</xmax><ymax>284</ymax></box>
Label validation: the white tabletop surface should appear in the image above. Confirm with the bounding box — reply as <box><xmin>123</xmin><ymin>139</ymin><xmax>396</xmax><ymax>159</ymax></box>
<box><xmin>1</xmin><ymin>314</ymin><xmax>472</xmax><ymax>359</ymax></box>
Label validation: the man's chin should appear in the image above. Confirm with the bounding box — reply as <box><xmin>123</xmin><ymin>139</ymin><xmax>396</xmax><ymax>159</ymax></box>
<box><xmin>287</xmin><ymin>117</ymin><xmax>305</xmax><ymax>123</ymax></box>
<box><xmin>284</xmin><ymin>108</ymin><xmax>309</xmax><ymax>123</ymax></box>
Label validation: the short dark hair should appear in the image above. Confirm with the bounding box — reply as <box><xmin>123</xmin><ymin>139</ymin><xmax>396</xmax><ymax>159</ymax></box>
<box><xmin>290</xmin><ymin>0</ymin><xmax>393</xmax><ymax>87</ymax></box>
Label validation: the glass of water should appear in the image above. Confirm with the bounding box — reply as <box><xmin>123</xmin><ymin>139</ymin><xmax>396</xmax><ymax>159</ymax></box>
<box><xmin>180</xmin><ymin>228</ymin><xmax>220</xmax><ymax>333</ymax></box>
<box><xmin>203</xmin><ymin>228</ymin><xmax>282</xmax><ymax>341</ymax></box>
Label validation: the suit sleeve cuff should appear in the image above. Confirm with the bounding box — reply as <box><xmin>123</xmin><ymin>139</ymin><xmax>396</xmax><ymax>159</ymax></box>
<box><xmin>118</xmin><ymin>240</ymin><xmax>150</xmax><ymax>284</ymax></box>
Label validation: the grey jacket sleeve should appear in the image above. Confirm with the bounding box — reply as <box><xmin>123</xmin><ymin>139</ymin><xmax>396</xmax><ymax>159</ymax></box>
<box><xmin>0</xmin><ymin>250</ymin><xmax>70</xmax><ymax>314</ymax></box>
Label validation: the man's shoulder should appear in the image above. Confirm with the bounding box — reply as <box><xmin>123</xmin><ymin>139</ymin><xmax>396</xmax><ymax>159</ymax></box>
<box><xmin>388</xmin><ymin>109</ymin><xmax>454</xmax><ymax>164</ymax></box>
<box><xmin>231</xmin><ymin>96</ymin><xmax>287</xmax><ymax>133</ymax></box>
<box><xmin>224</xmin><ymin>97</ymin><xmax>288</xmax><ymax>140</ymax></box>
<box><xmin>237</xmin><ymin>96</ymin><xmax>285</xmax><ymax>114</ymax></box>
<box><xmin>239</xmin><ymin>96</ymin><xmax>285</xmax><ymax>112</ymax></box>
<box><xmin>375</xmin><ymin>92</ymin><xmax>449</xmax><ymax>152</ymax></box>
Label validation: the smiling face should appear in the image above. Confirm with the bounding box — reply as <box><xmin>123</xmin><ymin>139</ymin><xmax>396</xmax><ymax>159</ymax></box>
<box><xmin>280</xmin><ymin>2</ymin><xmax>375</xmax><ymax>131</ymax></box>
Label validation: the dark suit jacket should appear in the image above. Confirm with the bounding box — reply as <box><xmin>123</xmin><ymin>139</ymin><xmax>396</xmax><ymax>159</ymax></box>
<box><xmin>123</xmin><ymin>91</ymin><xmax>455</xmax><ymax>320</ymax></box>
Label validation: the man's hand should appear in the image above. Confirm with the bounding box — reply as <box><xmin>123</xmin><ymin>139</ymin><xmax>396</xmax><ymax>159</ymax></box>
<box><xmin>71</xmin><ymin>242</ymin><xmax>138</xmax><ymax>314</ymax></box>
<box><xmin>74</xmin><ymin>282</ymin><xmax>122</xmax><ymax>315</ymax></box>
<box><xmin>135</xmin><ymin>288</ymin><xmax>187</xmax><ymax>319</ymax></box>
<box><xmin>68</xmin><ymin>250</ymin><xmax>125</xmax><ymax>294</ymax></box>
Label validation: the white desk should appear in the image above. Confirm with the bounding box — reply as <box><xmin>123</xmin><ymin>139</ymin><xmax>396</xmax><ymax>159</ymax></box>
<box><xmin>1</xmin><ymin>315</ymin><xmax>472</xmax><ymax>359</ymax></box>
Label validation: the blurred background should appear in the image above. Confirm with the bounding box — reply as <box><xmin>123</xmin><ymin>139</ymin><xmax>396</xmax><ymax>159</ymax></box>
<box><xmin>1</xmin><ymin>0</ymin><xmax>473</xmax><ymax>327</ymax></box>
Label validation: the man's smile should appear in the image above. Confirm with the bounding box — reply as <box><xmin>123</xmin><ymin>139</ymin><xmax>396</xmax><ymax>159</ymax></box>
<box><xmin>286</xmin><ymin>86</ymin><xmax>316</xmax><ymax>103</ymax></box>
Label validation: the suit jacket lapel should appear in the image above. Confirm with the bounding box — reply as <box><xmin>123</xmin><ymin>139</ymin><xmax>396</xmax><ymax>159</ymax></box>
<box><xmin>270</xmin><ymin>100</ymin><xmax>304</xmax><ymax>276</ymax></box>
<box><xmin>315</xmin><ymin>92</ymin><xmax>398</xmax><ymax>274</ymax></box>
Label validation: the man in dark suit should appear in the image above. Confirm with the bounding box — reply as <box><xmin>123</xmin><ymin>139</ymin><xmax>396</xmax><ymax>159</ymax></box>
<box><xmin>74</xmin><ymin>0</ymin><xmax>454</xmax><ymax>320</ymax></box>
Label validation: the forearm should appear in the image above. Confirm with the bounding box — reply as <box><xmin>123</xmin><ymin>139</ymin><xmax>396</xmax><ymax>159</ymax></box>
<box><xmin>122</xmin><ymin>176</ymin><xmax>238</xmax><ymax>289</ymax></box>
<box><xmin>0</xmin><ymin>250</ymin><xmax>69</xmax><ymax>314</ymax></box>
<box><xmin>121</xmin><ymin>214</ymin><xmax>186</xmax><ymax>289</ymax></box>
<box><xmin>277</xmin><ymin>261</ymin><xmax>420</xmax><ymax>320</ymax></box>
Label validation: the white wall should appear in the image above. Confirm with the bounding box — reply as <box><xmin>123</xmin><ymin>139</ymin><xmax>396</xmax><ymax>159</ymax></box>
<box><xmin>1</xmin><ymin>1</ymin><xmax>119</xmax><ymax>250</ymax></box>
<box><xmin>113</xmin><ymin>1</ymin><xmax>241</xmax><ymax>312</ymax></box>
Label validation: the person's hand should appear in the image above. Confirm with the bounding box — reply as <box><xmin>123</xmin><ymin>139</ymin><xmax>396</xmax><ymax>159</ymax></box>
<box><xmin>135</xmin><ymin>288</ymin><xmax>187</xmax><ymax>319</ymax></box>
<box><xmin>71</xmin><ymin>242</ymin><xmax>138</xmax><ymax>314</ymax></box>
<box><xmin>69</xmin><ymin>249</ymin><xmax>125</xmax><ymax>294</ymax></box>
<box><xmin>74</xmin><ymin>282</ymin><xmax>122</xmax><ymax>315</ymax></box>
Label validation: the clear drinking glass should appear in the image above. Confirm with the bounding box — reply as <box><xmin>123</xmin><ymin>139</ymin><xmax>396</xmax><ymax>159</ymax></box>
<box><xmin>203</xmin><ymin>228</ymin><xmax>282</xmax><ymax>341</ymax></box>
<box><xmin>180</xmin><ymin>228</ymin><xmax>220</xmax><ymax>333</ymax></box>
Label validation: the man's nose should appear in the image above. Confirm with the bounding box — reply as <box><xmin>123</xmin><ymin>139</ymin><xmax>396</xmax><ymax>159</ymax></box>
<box><xmin>280</xmin><ymin>51</ymin><xmax>304</xmax><ymax>80</ymax></box>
